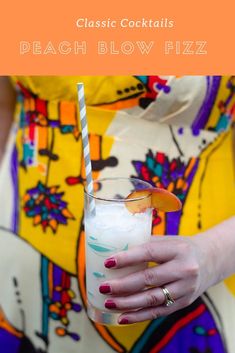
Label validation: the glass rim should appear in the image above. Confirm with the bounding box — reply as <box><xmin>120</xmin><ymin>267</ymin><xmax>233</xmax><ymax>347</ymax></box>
<box><xmin>84</xmin><ymin>177</ymin><xmax>153</xmax><ymax>203</ymax></box>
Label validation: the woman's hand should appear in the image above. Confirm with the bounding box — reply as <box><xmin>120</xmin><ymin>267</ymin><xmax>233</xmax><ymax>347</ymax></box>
<box><xmin>99</xmin><ymin>234</ymin><xmax>219</xmax><ymax>324</ymax></box>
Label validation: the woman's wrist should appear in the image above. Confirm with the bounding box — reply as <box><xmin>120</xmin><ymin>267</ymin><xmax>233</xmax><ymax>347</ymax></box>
<box><xmin>196</xmin><ymin>217</ymin><xmax>235</xmax><ymax>284</ymax></box>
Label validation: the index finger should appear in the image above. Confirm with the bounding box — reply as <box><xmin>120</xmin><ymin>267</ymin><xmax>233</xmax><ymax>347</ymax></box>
<box><xmin>104</xmin><ymin>237</ymin><xmax>178</xmax><ymax>269</ymax></box>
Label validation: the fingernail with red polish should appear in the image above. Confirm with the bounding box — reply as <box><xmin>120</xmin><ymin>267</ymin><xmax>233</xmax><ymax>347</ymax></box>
<box><xmin>104</xmin><ymin>257</ymin><xmax>117</xmax><ymax>268</ymax></box>
<box><xmin>119</xmin><ymin>318</ymin><xmax>129</xmax><ymax>325</ymax></box>
<box><xmin>99</xmin><ymin>284</ymin><xmax>111</xmax><ymax>294</ymax></box>
<box><xmin>105</xmin><ymin>300</ymin><xmax>117</xmax><ymax>309</ymax></box>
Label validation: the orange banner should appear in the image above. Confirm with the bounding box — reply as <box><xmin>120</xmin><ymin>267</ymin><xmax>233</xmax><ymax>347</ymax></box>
<box><xmin>0</xmin><ymin>0</ymin><xmax>234</xmax><ymax>74</ymax></box>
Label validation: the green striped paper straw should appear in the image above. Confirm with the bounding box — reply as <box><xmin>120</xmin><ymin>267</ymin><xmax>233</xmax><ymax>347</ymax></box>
<box><xmin>77</xmin><ymin>83</ymin><xmax>96</xmax><ymax>214</ymax></box>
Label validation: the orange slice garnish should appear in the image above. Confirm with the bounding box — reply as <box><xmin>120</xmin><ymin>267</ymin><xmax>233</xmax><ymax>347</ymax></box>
<box><xmin>125</xmin><ymin>188</ymin><xmax>182</xmax><ymax>214</ymax></box>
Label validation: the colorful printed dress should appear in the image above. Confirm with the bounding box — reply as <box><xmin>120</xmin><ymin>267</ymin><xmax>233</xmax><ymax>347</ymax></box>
<box><xmin>0</xmin><ymin>76</ymin><xmax>235</xmax><ymax>353</ymax></box>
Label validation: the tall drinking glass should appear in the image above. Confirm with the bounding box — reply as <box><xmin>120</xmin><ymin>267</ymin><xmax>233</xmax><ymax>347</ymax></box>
<box><xmin>84</xmin><ymin>177</ymin><xmax>153</xmax><ymax>325</ymax></box>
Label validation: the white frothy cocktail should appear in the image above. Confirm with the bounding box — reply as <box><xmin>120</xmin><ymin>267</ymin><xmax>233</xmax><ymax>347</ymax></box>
<box><xmin>84</xmin><ymin>178</ymin><xmax>153</xmax><ymax>325</ymax></box>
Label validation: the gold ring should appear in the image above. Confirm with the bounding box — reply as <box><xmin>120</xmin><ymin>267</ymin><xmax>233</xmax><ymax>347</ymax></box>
<box><xmin>161</xmin><ymin>286</ymin><xmax>175</xmax><ymax>307</ymax></box>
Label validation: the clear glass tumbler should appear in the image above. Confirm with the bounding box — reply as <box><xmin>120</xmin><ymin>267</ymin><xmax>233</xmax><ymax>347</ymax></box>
<box><xmin>84</xmin><ymin>177</ymin><xmax>153</xmax><ymax>325</ymax></box>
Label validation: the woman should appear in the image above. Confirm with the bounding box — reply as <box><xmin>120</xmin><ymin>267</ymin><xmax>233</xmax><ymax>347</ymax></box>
<box><xmin>0</xmin><ymin>75</ymin><xmax>235</xmax><ymax>353</ymax></box>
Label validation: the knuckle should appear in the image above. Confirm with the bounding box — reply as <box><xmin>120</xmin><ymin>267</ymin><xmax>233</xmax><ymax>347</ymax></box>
<box><xmin>146</xmin><ymin>292</ymin><xmax>159</xmax><ymax>307</ymax></box>
<box><xmin>149</xmin><ymin>308</ymin><xmax>159</xmax><ymax>320</ymax></box>
<box><xmin>185</xmin><ymin>261</ymin><xmax>200</xmax><ymax>278</ymax></box>
<box><xmin>178</xmin><ymin>241</ymin><xmax>191</xmax><ymax>254</ymax></box>
<box><xmin>143</xmin><ymin>268</ymin><xmax>156</xmax><ymax>286</ymax></box>
<box><xmin>144</xmin><ymin>243</ymin><xmax>156</xmax><ymax>261</ymax></box>
<box><xmin>188</xmin><ymin>283</ymin><xmax>197</xmax><ymax>295</ymax></box>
